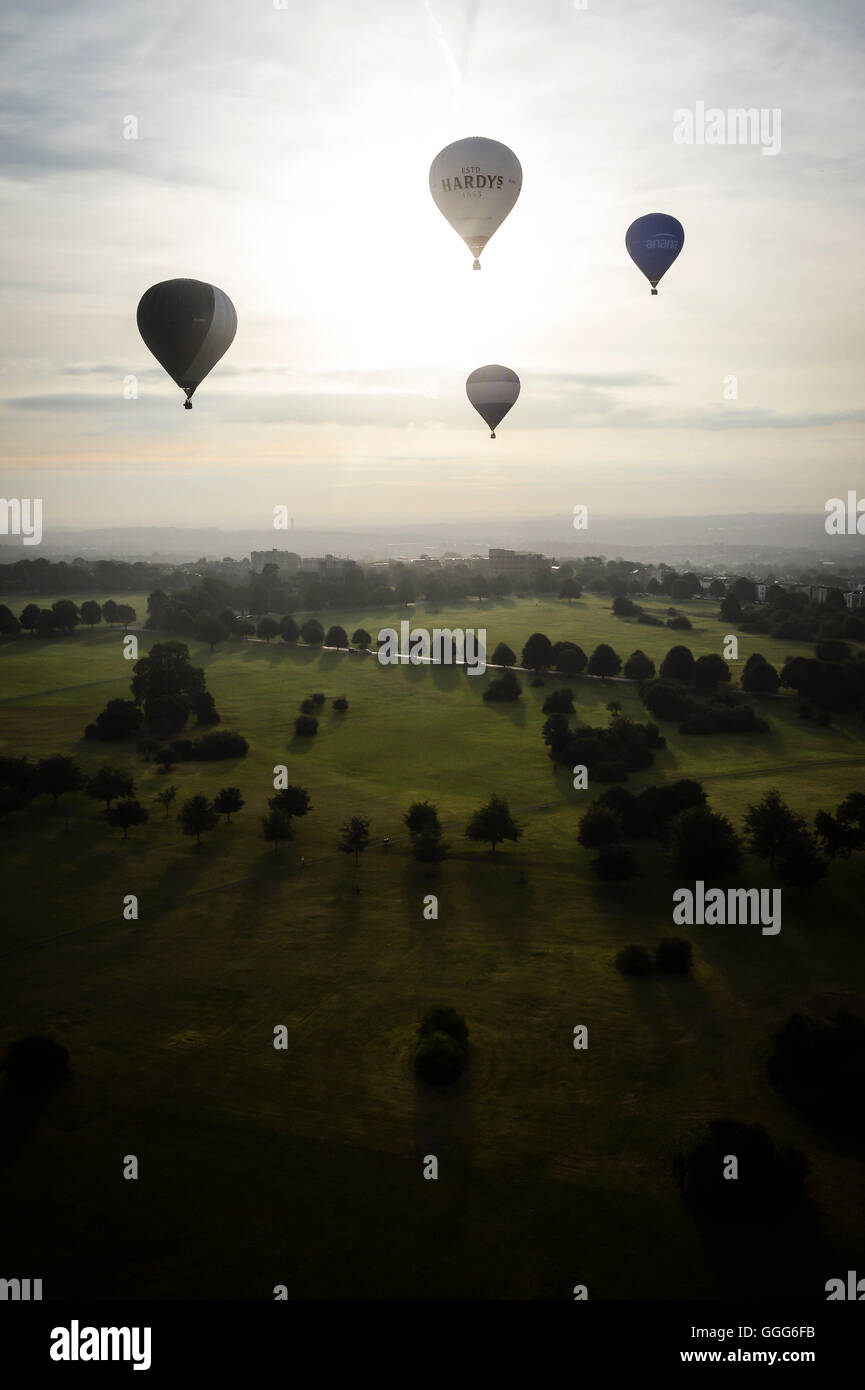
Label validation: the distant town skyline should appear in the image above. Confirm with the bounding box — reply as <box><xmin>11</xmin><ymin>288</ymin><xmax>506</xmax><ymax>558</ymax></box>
<box><xmin>1</xmin><ymin>0</ymin><xmax>864</xmax><ymax>529</ymax></box>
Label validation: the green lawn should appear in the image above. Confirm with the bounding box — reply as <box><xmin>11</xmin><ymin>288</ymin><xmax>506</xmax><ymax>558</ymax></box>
<box><xmin>1</xmin><ymin>595</ymin><xmax>864</xmax><ymax>1299</ymax></box>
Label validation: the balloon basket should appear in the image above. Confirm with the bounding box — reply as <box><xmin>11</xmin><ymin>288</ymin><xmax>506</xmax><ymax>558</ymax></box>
<box><xmin>473</xmin><ymin>260</ymin><xmax>481</xmax><ymax>270</ymax></box>
<box><xmin>184</xmin><ymin>401</ymin><xmax>193</xmax><ymax>409</ymax></box>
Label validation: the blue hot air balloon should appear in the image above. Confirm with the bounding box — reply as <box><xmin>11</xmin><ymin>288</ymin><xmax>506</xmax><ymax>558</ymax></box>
<box><xmin>625</xmin><ymin>214</ymin><xmax>684</xmax><ymax>295</ymax></box>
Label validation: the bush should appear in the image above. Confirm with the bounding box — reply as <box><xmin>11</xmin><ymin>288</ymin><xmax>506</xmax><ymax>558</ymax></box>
<box><xmin>418</xmin><ymin>1006</ymin><xmax>468</xmax><ymax>1051</ymax></box>
<box><xmin>300</xmin><ymin>699</ymin><xmax>315</xmax><ymax>714</ymax></box>
<box><xmin>624</xmin><ymin>650</ymin><xmax>655</xmax><ymax>681</ymax></box>
<box><xmin>86</xmin><ymin>698</ymin><xmax>143</xmax><ymax>741</ymax></box>
<box><xmin>414</xmin><ymin>1032</ymin><xmax>466</xmax><ymax>1085</ymax></box>
<box><xmin>310</xmin><ymin>693</ymin><xmax>326</xmax><ymax>707</ymax></box>
<box><xmin>145</xmin><ymin>692</ymin><xmax>190</xmax><ymax>738</ymax></box>
<box><xmin>666</xmin><ymin>615</ymin><xmax>692</xmax><ymax>630</ymax></box>
<box><xmin>654</xmin><ymin>938</ymin><xmax>693</xmax><ymax>974</ymax></box>
<box><xmin>554</xmin><ymin>642</ymin><xmax>587</xmax><ymax>675</ymax></box>
<box><xmin>615</xmin><ymin>945</ymin><xmax>652</xmax><ymax>976</ymax></box>
<box><xmin>678</xmin><ymin>702</ymin><xmax>769</xmax><ymax>735</ymax></box>
<box><xmin>542</xmin><ymin>687</ymin><xmax>575</xmax><ymax>714</ymax></box>
<box><xmin>640</xmin><ymin>678</ymin><xmax>692</xmax><ymax>721</ymax></box>
<box><xmin>2</xmin><ymin>1035</ymin><xmax>69</xmax><ymax>1092</ymax></box>
<box><xmin>190</xmin><ymin>730</ymin><xmax>249</xmax><ymax>760</ymax></box>
<box><xmin>483</xmin><ymin>671</ymin><xmax>523</xmax><ymax>702</ymax></box>
<box><xmin>332</xmin><ymin>696</ymin><xmax>348</xmax><ymax>712</ymax></box>
<box><xmin>294</xmin><ymin>714</ymin><xmax>318</xmax><ymax>737</ymax></box>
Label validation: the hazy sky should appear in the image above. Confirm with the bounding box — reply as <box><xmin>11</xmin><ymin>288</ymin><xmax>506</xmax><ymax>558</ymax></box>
<box><xmin>1</xmin><ymin>0</ymin><xmax>864</xmax><ymax>533</ymax></box>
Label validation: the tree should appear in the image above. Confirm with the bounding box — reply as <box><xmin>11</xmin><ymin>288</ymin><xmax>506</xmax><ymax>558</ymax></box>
<box><xmin>694</xmin><ymin>653</ymin><xmax>730</xmax><ymax>690</ymax></box>
<box><xmin>465</xmin><ymin>794</ymin><xmax>521</xmax><ymax>855</ymax></box>
<box><xmin>404</xmin><ymin>801</ymin><xmax>440</xmax><ymax>837</ymax></box>
<box><xmin>300</xmin><ymin>618</ymin><xmax>324</xmax><ymax>645</ymax></box>
<box><xmin>36</xmin><ymin>608</ymin><xmax>57</xmax><ymax>635</ymax></box>
<box><xmin>587</xmin><ymin>643</ymin><xmax>621</xmax><ymax>679</ymax></box>
<box><xmin>154</xmin><ymin>785</ymin><xmax>177</xmax><ymax>818</ymax></box>
<box><xmin>279</xmin><ymin>615</ymin><xmax>300</xmax><ymax>643</ymax></box>
<box><xmin>107</xmin><ymin>798</ymin><xmax>148</xmax><ymax>839</ymax></box>
<box><xmin>196</xmin><ymin>613</ymin><xmax>228</xmax><ymax>649</ymax></box>
<box><xmin>720</xmin><ymin>594</ymin><xmax>742</xmax><ymax>622</ymax></box>
<box><xmin>559</xmin><ymin>577</ymin><xmax>582</xmax><ymax>599</ymax></box>
<box><xmin>116</xmin><ymin>604</ymin><xmax>136</xmax><ymax>631</ymax></box>
<box><xmin>86</xmin><ymin>698</ymin><xmax>143</xmax><ymax>741</ymax></box>
<box><xmin>671</xmin><ymin>805</ymin><xmax>741</xmax><ymax>878</ymax></box>
<box><xmin>333</xmin><ymin>696</ymin><xmax>349</xmax><ymax>712</ymax></box>
<box><xmin>743</xmin><ymin>789</ymin><xmax>805</xmax><ymax>868</ymax></box>
<box><xmin>191</xmin><ymin>690</ymin><xmax>220</xmax><ymax>726</ymax></box>
<box><xmin>578</xmin><ymin>806</ymin><xmax>622</xmax><ymax>849</ymax></box>
<box><xmin>0</xmin><ymin>604</ymin><xmax>20</xmax><ymax>637</ymax></box>
<box><xmin>776</xmin><ymin>831</ymin><xmax>828</xmax><ymax>889</ymax></box>
<box><xmin>412</xmin><ymin>827</ymin><xmax>450</xmax><ymax>866</ymax></box>
<box><xmin>606</xmin><ymin>699</ymin><xmax>622</xmax><ymax>718</ymax></box>
<box><xmin>624</xmin><ymin>649</ymin><xmax>655</xmax><ymax>681</ymax></box>
<box><xmin>85</xmin><ymin>765</ymin><xmax>135</xmax><ymax>809</ymax></box>
<box><xmin>352</xmin><ymin>628</ymin><xmax>372</xmax><ymax>650</ymax></box>
<box><xmin>542</xmin><ymin>687</ymin><xmax>574</xmax><ymax>715</ymax></box>
<box><xmin>414</xmin><ymin>1032</ymin><xmax>465</xmax><ymax>1085</ymax></box>
<box><xmin>730</xmin><ymin>577</ymin><xmax>758</xmax><ymax>604</ymax></box>
<box><xmin>145</xmin><ymin>692</ymin><xmax>189</xmax><ymax>738</ymax></box>
<box><xmin>325</xmin><ymin>624</ymin><xmax>349</xmax><ymax>650</ymax></box>
<box><xmin>815</xmin><ymin>791</ymin><xmax>865</xmax><ymax>859</ymax></box>
<box><xmin>655</xmin><ymin>938</ymin><xmax>693</xmax><ymax>974</ymax></box>
<box><xmin>708</xmin><ymin>579</ymin><xmax>726</xmax><ymax>598</ymax></box>
<box><xmin>815</xmin><ymin>638</ymin><xmax>851</xmax><ymax>663</ymax></box>
<box><xmin>214</xmin><ymin>787</ymin><xmax>244</xmax><ymax>823</ymax></box>
<box><xmin>640</xmin><ymin>678</ymin><xmax>692</xmax><ymax>721</ymax></box>
<box><xmin>660</xmin><ymin>645</ymin><xmax>696</xmax><ymax>685</ymax></box>
<box><xmin>590</xmin><ymin>845</ymin><xmax>640</xmax><ymax>880</ymax></box>
<box><xmin>310</xmin><ymin>692</ymin><xmax>326</xmax><ymax>707</ymax></box>
<box><xmin>555</xmin><ymin>642</ymin><xmax>587</xmax><ymax>676</ymax></box>
<box><xmin>741</xmin><ymin>654</ymin><xmax>780</xmax><ymax>695</ymax></box>
<box><xmin>33</xmin><ymin>755</ymin><xmax>85</xmax><ymax>805</ymax></box>
<box><xmin>767</xmin><ymin>1011</ymin><xmax>865</xmax><ymax>1140</ymax></box>
<box><xmin>257</xmin><ymin>616</ymin><xmax>279</xmax><ymax>642</ymax></box>
<box><xmin>261</xmin><ymin>808</ymin><xmax>292</xmax><ymax>851</ymax></box>
<box><xmin>483</xmin><ymin>671</ymin><xmax>522</xmax><ymax>702</ymax></box>
<box><xmin>339</xmin><ymin>816</ymin><xmax>371</xmax><ymax>864</ymax></box>
<box><xmin>418</xmin><ymin>1006</ymin><xmax>468</xmax><ymax>1051</ymax></box>
<box><xmin>268</xmin><ymin>785</ymin><xmax>312</xmax><ymax>824</ymax></box>
<box><xmin>51</xmin><ymin>599</ymin><xmax>80</xmax><ymax>633</ymax></box>
<box><xmin>178</xmin><ymin>794</ymin><xmax>218</xmax><ymax>844</ymax></box>
<box><xmin>294</xmin><ymin>714</ymin><xmax>318</xmax><ymax>737</ymax></box>
<box><xmin>491</xmin><ymin>641</ymin><xmax>516</xmax><ymax>668</ymax></box>
<box><xmin>521</xmin><ymin>632</ymin><xmax>553</xmax><ymax>672</ymax></box>
<box><xmin>80</xmin><ymin>599</ymin><xmax>102</xmax><ymax>628</ymax></box>
<box><xmin>131</xmin><ymin>641</ymin><xmax>205</xmax><ymax>708</ymax></box>
<box><xmin>20</xmin><ymin>602</ymin><xmax>40</xmax><ymax>635</ymax></box>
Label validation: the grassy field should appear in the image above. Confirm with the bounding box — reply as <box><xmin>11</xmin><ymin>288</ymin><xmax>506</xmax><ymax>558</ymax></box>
<box><xmin>1</xmin><ymin>593</ymin><xmax>864</xmax><ymax>1299</ymax></box>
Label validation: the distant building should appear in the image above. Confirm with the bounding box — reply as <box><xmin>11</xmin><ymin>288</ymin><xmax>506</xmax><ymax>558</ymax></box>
<box><xmin>300</xmin><ymin>553</ymin><xmax>354</xmax><ymax>575</ymax></box>
<box><xmin>845</xmin><ymin>590</ymin><xmax>865</xmax><ymax>610</ymax></box>
<box><xmin>489</xmin><ymin>547</ymin><xmax>546</xmax><ymax>579</ymax></box>
<box><xmin>251</xmin><ymin>549</ymin><xmax>301</xmax><ymax>575</ymax></box>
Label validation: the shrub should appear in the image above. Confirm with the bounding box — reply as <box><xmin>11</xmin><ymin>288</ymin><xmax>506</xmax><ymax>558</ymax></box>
<box><xmin>300</xmin><ymin>699</ymin><xmax>315</xmax><ymax>714</ymax></box>
<box><xmin>666</xmin><ymin>615</ymin><xmax>692</xmax><ymax>630</ymax></box>
<box><xmin>294</xmin><ymin>714</ymin><xmax>318</xmax><ymax>737</ymax></box>
<box><xmin>654</xmin><ymin>938</ymin><xmax>693</xmax><ymax>974</ymax></box>
<box><xmin>87</xmin><ymin>698</ymin><xmax>143</xmax><ymax>741</ymax></box>
<box><xmin>333</xmin><ymin>696</ymin><xmax>349</xmax><ymax>712</ymax></box>
<box><xmin>191</xmin><ymin>730</ymin><xmax>249</xmax><ymax>760</ymax></box>
<box><xmin>418</xmin><ymin>1006</ymin><xmax>468</xmax><ymax>1052</ymax></box>
<box><xmin>640</xmin><ymin>678</ymin><xmax>692</xmax><ymax>721</ymax></box>
<box><xmin>310</xmin><ymin>693</ymin><xmax>326</xmax><ymax>707</ymax></box>
<box><xmin>414</xmin><ymin>1032</ymin><xmax>466</xmax><ymax>1085</ymax></box>
<box><xmin>615</xmin><ymin>945</ymin><xmax>652</xmax><ymax>976</ymax></box>
<box><xmin>483</xmin><ymin>671</ymin><xmax>523</xmax><ymax>702</ymax></box>
<box><xmin>542</xmin><ymin>687</ymin><xmax>575</xmax><ymax>714</ymax></box>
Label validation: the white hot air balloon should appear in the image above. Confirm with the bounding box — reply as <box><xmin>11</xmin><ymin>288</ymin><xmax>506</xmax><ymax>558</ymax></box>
<box><xmin>466</xmin><ymin>365</ymin><xmax>520</xmax><ymax>438</ymax></box>
<box><xmin>429</xmin><ymin>137</ymin><xmax>522</xmax><ymax>268</ymax></box>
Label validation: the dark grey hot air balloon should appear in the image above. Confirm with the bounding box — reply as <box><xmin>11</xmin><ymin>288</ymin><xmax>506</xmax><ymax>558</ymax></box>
<box><xmin>136</xmin><ymin>278</ymin><xmax>237</xmax><ymax>408</ymax></box>
<box><xmin>466</xmin><ymin>364</ymin><xmax>520</xmax><ymax>438</ymax></box>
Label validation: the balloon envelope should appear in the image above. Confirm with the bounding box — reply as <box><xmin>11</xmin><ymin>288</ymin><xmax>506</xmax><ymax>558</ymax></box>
<box><xmin>625</xmin><ymin>214</ymin><xmax>684</xmax><ymax>293</ymax></box>
<box><xmin>466</xmin><ymin>365</ymin><xmax>520</xmax><ymax>437</ymax></box>
<box><xmin>137</xmin><ymin>278</ymin><xmax>237</xmax><ymax>406</ymax></box>
<box><xmin>430</xmin><ymin>137</ymin><xmax>522</xmax><ymax>267</ymax></box>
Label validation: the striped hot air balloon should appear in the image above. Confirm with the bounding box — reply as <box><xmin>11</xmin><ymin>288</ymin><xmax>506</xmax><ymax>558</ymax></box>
<box><xmin>136</xmin><ymin>278</ymin><xmax>237</xmax><ymax>408</ymax></box>
<box><xmin>466</xmin><ymin>364</ymin><xmax>520</xmax><ymax>438</ymax></box>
